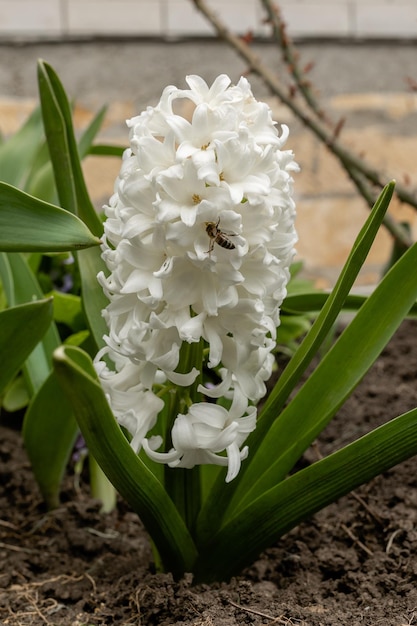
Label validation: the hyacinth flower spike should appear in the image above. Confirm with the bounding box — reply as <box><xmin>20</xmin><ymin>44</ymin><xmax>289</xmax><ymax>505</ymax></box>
<box><xmin>95</xmin><ymin>74</ymin><xmax>298</xmax><ymax>484</ymax></box>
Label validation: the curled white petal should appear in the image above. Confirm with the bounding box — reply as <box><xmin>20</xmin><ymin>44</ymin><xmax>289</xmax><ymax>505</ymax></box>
<box><xmin>142</xmin><ymin>402</ymin><xmax>256</xmax><ymax>482</ymax></box>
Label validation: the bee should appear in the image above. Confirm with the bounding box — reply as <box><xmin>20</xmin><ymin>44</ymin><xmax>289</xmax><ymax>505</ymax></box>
<box><xmin>205</xmin><ymin>219</ymin><xmax>236</xmax><ymax>254</ymax></box>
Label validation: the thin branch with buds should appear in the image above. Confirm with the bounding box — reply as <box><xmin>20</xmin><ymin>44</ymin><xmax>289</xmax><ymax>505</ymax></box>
<box><xmin>191</xmin><ymin>0</ymin><xmax>415</xmax><ymax>249</ymax></box>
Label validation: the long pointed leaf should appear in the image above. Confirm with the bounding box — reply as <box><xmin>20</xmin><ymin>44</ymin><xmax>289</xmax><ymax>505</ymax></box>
<box><xmin>256</xmin><ymin>182</ymin><xmax>395</xmax><ymax>437</ymax></box>
<box><xmin>37</xmin><ymin>60</ymin><xmax>103</xmax><ymax>237</ymax></box>
<box><xmin>0</xmin><ymin>106</ymin><xmax>44</xmax><ymax>187</ymax></box>
<box><xmin>0</xmin><ymin>299</ymin><xmax>53</xmax><ymax>394</ymax></box>
<box><xmin>37</xmin><ymin>60</ymin><xmax>108</xmax><ymax>352</ymax></box>
<box><xmin>77</xmin><ymin>247</ymin><xmax>109</xmax><ymax>353</ymax></box>
<box><xmin>0</xmin><ymin>182</ymin><xmax>101</xmax><ymax>252</ymax></box>
<box><xmin>53</xmin><ymin>345</ymin><xmax>198</xmax><ymax>577</ymax></box>
<box><xmin>282</xmin><ymin>292</ymin><xmax>367</xmax><ymax>314</ymax></box>
<box><xmin>282</xmin><ymin>291</ymin><xmax>417</xmax><ymax>319</ymax></box>
<box><xmin>235</xmin><ymin>238</ymin><xmax>417</xmax><ymax>511</ymax></box>
<box><xmin>194</xmin><ymin>406</ymin><xmax>417</xmax><ymax>582</ymax></box>
<box><xmin>197</xmin><ymin>181</ymin><xmax>395</xmax><ymax>537</ymax></box>
<box><xmin>88</xmin><ymin>144</ymin><xmax>125</xmax><ymax>158</ymax></box>
<box><xmin>5</xmin><ymin>253</ymin><xmax>60</xmax><ymax>392</ymax></box>
<box><xmin>78</xmin><ymin>105</ymin><xmax>107</xmax><ymax>159</ymax></box>
<box><xmin>23</xmin><ymin>371</ymin><xmax>78</xmax><ymax>509</ymax></box>
<box><xmin>0</xmin><ymin>253</ymin><xmax>13</xmax><ymax>306</ymax></box>
<box><xmin>37</xmin><ymin>62</ymin><xmax>77</xmax><ymax>216</ymax></box>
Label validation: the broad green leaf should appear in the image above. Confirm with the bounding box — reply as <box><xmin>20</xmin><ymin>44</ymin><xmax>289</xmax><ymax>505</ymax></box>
<box><xmin>235</xmin><ymin>238</ymin><xmax>417</xmax><ymax>511</ymax></box>
<box><xmin>23</xmin><ymin>135</ymin><xmax>58</xmax><ymax>204</ymax></box>
<box><xmin>197</xmin><ymin>182</ymin><xmax>395</xmax><ymax>537</ymax></box>
<box><xmin>0</xmin><ymin>106</ymin><xmax>44</xmax><ymax>187</ymax></box>
<box><xmin>49</xmin><ymin>290</ymin><xmax>84</xmax><ymax>331</ymax></box>
<box><xmin>4</xmin><ymin>253</ymin><xmax>60</xmax><ymax>393</ymax></box>
<box><xmin>0</xmin><ymin>182</ymin><xmax>101</xmax><ymax>252</ymax></box>
<box><xmin>0</xmin><ymin>298</ymin><xmax>53</xmax><ymax>394</ymax></box>
<box><xmin>37</xmin><ymin>60</ymin><xmax>103</xmax><ymax>237</ymax></box>
<box><xmin>1</xmin><ymin>254</ymin><xmax>76</xmax><ymax>509</ymax></box>
<box><xmin>194</xmin><ymin>406</ymin><xmax>417</xmax><ymax>582</ymax></box>
<box><xmin>23</xmin><ymin>371</ymin><xmax>78</xmax><ymax>509</ymax></box>
<box><xmin>53</xmin><ymin>345</ymin><xmax>198</xmax><ymax>577</ymax></box>
<box><xmin>2</xmin><ymin>375</ymin><xmax>29</xmax><ymax>412</ymax></box>
<box><xmin>26</xmin><ymin>104</ymin><xmax>108</xmax><ymax>204</ymax></box>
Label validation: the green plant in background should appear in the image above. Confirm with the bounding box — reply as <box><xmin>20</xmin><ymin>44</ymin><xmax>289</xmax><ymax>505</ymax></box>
<box><xmin>0</xmin><ymin>62</ymin><xmax>120</xmax><ymax>510</ymax></box>
<box><xmin>1</xmin><ymin>61</ymin><xmax>417</xmax><ymax>584</ymax></box>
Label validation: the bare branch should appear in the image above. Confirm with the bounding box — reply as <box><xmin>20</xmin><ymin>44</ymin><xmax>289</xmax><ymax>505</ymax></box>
<box><xmin>191</xmin><ymin>0</ymin><xmax>415</xmax><ymax>249</ymax></box>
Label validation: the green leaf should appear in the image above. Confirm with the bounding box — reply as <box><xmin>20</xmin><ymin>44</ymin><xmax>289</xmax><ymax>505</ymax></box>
<box><xmin>49</xmin><ymin>290</ymin><xmax>84</xmax><ymax>331</ymax></box>
<box><xmin>194</xmin><ymin>406</ymin><xmax>417</xmax><ymax>582</ymax></box>
<box><xmin>37</xmin><ymin>60</ymin><xmax>108</xmax><ymax>352</ymax></box>
<box><xmin>282</xmin><ymin>292</ymin><xmax>367</xmax><ymax>314</ymax></box>
<box><xmin>0</xmin><ymin>253</ymin><xmax>13</xmax><ymax>306</ymax></box>
<box><xmin>53</xmin><ymin>345</ymin><xmax>198</xmax><ymax>577</ymax></box>
<box><xmin>282</xmin><ymin>291</ymin><xmax>417</xmax><ymax>319</ymax></box>
<box><xmin>89</xmin><ymin>454</ymin><xmax>117</xmax><ymax>514</ymax></box>
<box><xmin>88</xmin><ymin>144</ymin><xmax>125</xmax><ymax>158</ymax></box>
<box><xmin>2</xmin><ymin>253</ymin><xmax>60</xmax><ymax>393</ymax></box>
<box><xmin>37</xmin><ymin>59</ymin><xmax>103</xmax><ymax>237</ymax></box>
<box><xmin>1</xmin><ymin>253</ymin><xmax>77</xmax><ymax>508</ymax></box>
<box><xmin>23</xmin><ymin>370</ymin><xmax>78</xmax><ymax>509</ymax></box>
<box><xmin>78</xmin><ymin>106</ymin><xmax>108</xmax><ymax>159</ymax></box>
<box><xmin>0</xmin><ymin>106</ymin><xmax>44</xmax><ymax>187</ymax></box>
<box><xmin>0</xmin><ymin>298</ymin><xmax>53</xmax><ymax>394</ymax></box>
<box><xmin>2</xmin><ymin>376</ymin><xmax>29</xmax><ymax>412</ymax></box>
<box><xmin>257</xmin><ymin>182</ymin><xmax>395</xmax><ymax>435</ymax></box>
<box><xmin>0</xmin><ymin>182</ymin><xmax>101</xmax><ymax>252</ymax></box>
<box><xmin>276</xmin><ymin>314</ymin><xmax>311</xmax><ymax>346</ymax></box>
<box><xmin>196</xmin><ymin>181</ymin><xmax>395</xmax><ymax>538</ymax></box>
<box><xmin>77</xmin><ymin>246</ymin><xmax>109</xmax><ymax>353</ymax></box>
<box><xmin>25</xmin><ymin>159</ymin><xmax>57</xmax><ymax>205</ymax></box>
<box><xmin>64</xmin><ymin>330</ymin><xmax>90</xmax><ymax>347</ymax></box>
<box><xmin>236</xmin><ymin>238</ymin><xmax>417</xmax><ymax>511</ymax></box>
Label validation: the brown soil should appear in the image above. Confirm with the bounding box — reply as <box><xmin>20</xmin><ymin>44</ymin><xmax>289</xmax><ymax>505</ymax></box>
<box><xmin>1</xmin><ymin>320</ymin><xmax>417</xmax><ymax>626</ymax></box>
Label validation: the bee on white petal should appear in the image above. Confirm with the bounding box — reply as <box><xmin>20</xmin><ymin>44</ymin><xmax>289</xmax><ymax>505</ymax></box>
<box><xmin>205</xmin><ymin>219</ymin><xmax>236</xmax><ymax>255</ymax></box>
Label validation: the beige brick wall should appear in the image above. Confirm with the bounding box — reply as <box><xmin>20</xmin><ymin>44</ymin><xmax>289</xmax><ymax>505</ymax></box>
<box><xmin>0</xmin><ymin>0</ymin><xmax>415</xmax><ymax>39</ymax></box>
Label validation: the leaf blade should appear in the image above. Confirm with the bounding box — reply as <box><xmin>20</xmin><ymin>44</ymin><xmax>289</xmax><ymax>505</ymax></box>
<box><xmin>196</xmin><ymin>181</ymin><xmax>395</xmax><ymax>538</ymax></box>
<box><xmin>23</xmin><ymin>371</ymin><xmax>78</xmax><ymax>509</ymax></box>
<box><xmin>0</xmin><ymin>182</ymin><xmax>101</xmax><ymax>252</ymax></box>
<box><xmin>37</xmin><ymin>60</ymin><xmax>103</xmax><ymax>236</ymax></box>
<box><xmin>0</xmin><ymin>106</ymin><xmax>44</xmax><ymax>187</ymax></box>
<box><xmin>236</xmin><ymin>238</ymin><xmax>417</xmax><ymax>510</ymax></box>
<box><xmin>194</xmin><ymin>406</ymin><xmax>417</xmax><ymax>582</ymax></box>
<box><xmin>0</xmin><ymin>299</ymin><xmax>53</xmax><ymax>394</ymax></box>
<box><xmin>53</xmin><ymin>345</ymin><xmax>198</xmax><ymax>576</ymax></box>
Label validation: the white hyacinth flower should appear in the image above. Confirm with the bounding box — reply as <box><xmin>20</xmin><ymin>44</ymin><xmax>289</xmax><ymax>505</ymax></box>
<box><xmin>95</xmin><ymin>74</ymin><xmax>298</xmax><ymax>482</ymax></box>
